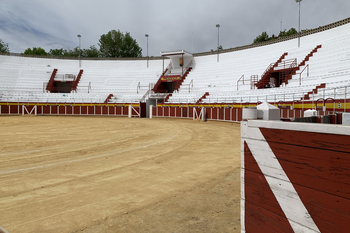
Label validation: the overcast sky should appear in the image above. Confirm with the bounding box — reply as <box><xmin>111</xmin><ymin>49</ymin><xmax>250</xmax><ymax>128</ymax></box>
<box><xmin>0</xmin><ymin>0</ymin><xmax>349</xmax><ymax>56</ymax></box>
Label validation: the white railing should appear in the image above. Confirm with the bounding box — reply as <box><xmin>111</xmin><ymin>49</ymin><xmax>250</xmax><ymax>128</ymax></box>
<box><xmin>297</xmin><ymin>64</ymin><xmax>309</xmax><ymax>85</ymax></box>
<box><xmin>54</xmin><ymin>74</ymin><xmax>76</xmax><ymax>81</ymax></box>
<box><xmin>164</xmin><ymin>85</ymin><xmax>350</xmax><ymax>111</ymax></box>
<box><xmin>1</xmin><ymin>85</ymin><xmax>350</xmax><ymax>112</ymax></box>
<box><xmin>137</xmin><ymin>82</ymin><xmax>150</xmax><ymax>94</ymax></box>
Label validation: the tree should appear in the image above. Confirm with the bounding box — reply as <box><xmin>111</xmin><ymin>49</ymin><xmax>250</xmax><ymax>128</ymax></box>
<box><xmin>82</xmin><ymin>45</ymin><xmax>100</xmax><ymax>57</ymax></box>
<box><xmin>24</xmin><ymin>47</ymin><xmax>47</xmax><ymax>55</ymax></box>
<box><xmin>253</xmin><ymin>31</ymin><xmax>269</xmax><ymax>44</ymax></box>
<box><xmin>99</xmin><ymin>30</ymin><xmax>142</xmax><ymax>57</ymax></box>
<box><xmin>278</xmin><ymin>28</ymin><xmax>298</xmax><ymax>37</ymax></box>
<box><xmin>48</xmin><ymin>47</ymin><xmax>79</xmax><ymax>57</ymax></box>
<box><xmin>211</xmin><ymin>45</ymin><xmax>223</xmax><ymax>53</ymax></box>
<box><xmin>49</xmin><ymin>48</ymin><xmax>65</xmax><ymax>56</ymax></box>
<box><xmin>49</xmin><ymin>46</ymin><xmax>100</xmax><ymax>58</ymax></box>
<box><xmin>0</xmin><ymin>39</ymin><xmax>10</xmax><ymax>53</ymax></box>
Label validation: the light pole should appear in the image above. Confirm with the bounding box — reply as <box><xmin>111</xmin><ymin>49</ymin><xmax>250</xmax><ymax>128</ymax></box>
<box><xmin>145</xmin><ymin>34</ymin><xmax>149</xmax><ymax>68</ymax></box>
<box><xmin>296</xmin><ymin>0</ymin><xmax>302</xmax><ymax>47</ymax></box>
<box><xmin>216</xmin><ymin>24</ymin><xmax>220</xmax><ymax>62</ymax></box>
<box><xmin>280</xmin><ymin>21</ymin><xmax>282</xmax><ymax>33</ymax></box>
<box><xmin>77</xmin><ymin>34</ymin><xmax>81</xmax><ymax>67</ymax></box>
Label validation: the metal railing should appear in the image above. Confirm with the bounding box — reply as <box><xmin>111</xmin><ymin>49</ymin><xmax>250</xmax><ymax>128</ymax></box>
<box><xmin>1</xmin><ymin>84</ymin><xmax>350</xmax><ymax>113</ymax></box>
<box><xmin>274</xmin><ymin>58</ymin><xmax>297</xmax><ymax>70</ymax></box>
<box><xmin>54</xmin><ymin>74</ymin><xmax>76</xmax><ymax>81</ymax></box>
<box><xmin>297</xmin><ymin>64</ymin><xmax>309</xmax><ymax>85</ymax></box>
<box><xmin>161</xmin><ymin>85</ymin><xmax>350</xmax><ymax>112</ymax></box>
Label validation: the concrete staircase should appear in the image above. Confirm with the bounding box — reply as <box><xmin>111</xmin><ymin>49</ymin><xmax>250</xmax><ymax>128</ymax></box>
<box><xmin>301</xmin><ymin>83</ymin><xmax>326</xmax><ymax>100</ymax></box>
<box><xmin>256</xmin><ymin>53</ymin><xmax>288</xmax><ymax>89</ymax></box>
<box><xmin>162</xmin><ymin>67</ymin><xmax>193</xmax><ymax>103</ymax></box>
<box><xmin>284</xmin><ymin>45</ymin><xmax>322</xmax><ymax>85</ymax></box>
<box><xmin>46</xmin><ymin>69</ymin><xmax>58</xmax><ymax>92</ymax></box>
<box><xmin>195</xmin><ymin>92</ymin><xmax>210</xmax><ymax>104</ymax></box>
<box><xmin>174</xmin><ymin>67</ymin><xmax>192</xmax><ymax>91</ymax></box>
<box><xmin>104</xmin><ymin>94</ymin><xmax>113</xmax><ymax>104</ymax></box>
<box><xmin>71</xmin><ymin>69</ymin><xmax>83</xmax><ymax>92</ymax></box>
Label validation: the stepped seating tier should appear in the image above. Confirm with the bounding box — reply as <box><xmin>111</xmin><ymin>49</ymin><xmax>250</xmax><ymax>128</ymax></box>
<box><xmin>0</xmin><ymin>20</ymin><xmax>349</xmax><ymax>105</ymax></box>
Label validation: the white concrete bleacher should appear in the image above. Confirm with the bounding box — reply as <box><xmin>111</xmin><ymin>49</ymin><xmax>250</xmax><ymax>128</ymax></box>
<box><xmin>0</xmin><ymin>56</ymin><xmax>164</xmax><ymax>103</ymax></box>
<box><xmin>171</xmin><ymin>22</ymin><xmax>350</xmax><ymax>104</ymax></box>
<box><xmin>0</xmin><ymin>56</ymin><xmax>53</xmax><ymax>92</ymax></box>
<box><xmin>77</xmin><ymin>59</ymin><xmax>164</xmax><ymax>103</ymax></box>
<box><xmin>0</xmin><ymin>20</ymin><xmax>349</xmax><ymax>105</ymax></box>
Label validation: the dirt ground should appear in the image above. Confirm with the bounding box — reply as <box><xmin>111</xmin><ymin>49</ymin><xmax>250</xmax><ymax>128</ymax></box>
<box><xmin>0</xmin><ymin>116</ymin><xmax>241</xmax><ymax>233</ymax></box>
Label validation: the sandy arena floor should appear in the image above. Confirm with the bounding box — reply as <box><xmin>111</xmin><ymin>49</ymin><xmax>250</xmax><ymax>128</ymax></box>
<box><xmin>0</xmin><ymin>116</ymin><xmax>241</xmax><ymax>233</ymax></box>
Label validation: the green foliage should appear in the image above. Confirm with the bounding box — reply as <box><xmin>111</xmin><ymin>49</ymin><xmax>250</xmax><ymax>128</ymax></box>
<box><xmin>48</xmin><ymin>48</ymin><xmax>65</xmax><ymax>56</ymax></box>
<box><xmin>278</xmin><ymin>28</ymin><xmax>298</xmax><ymax>37</ymax></box>
<box><xmin>82</xmin><ymin>45</ymin><xmax>100</xmax><ymax>57</ymax></box>
<box><xmin>0</xmin><ymin>39</ymin><xmax>10</xmax><ymax>53</ymax></box>
<box><xmin>20</xmin><ymin>30</ymin><xmax>141</xmax><ymax>58</ymax></box>
<box><xmin>49</xmin><ymin>46</ymin><xmax>100</xmax><ymax>58</ymax></box>
<box><xmin>210</xmin><ymin>45</ymin><xmax>223</xmax><ymax>52</ymax></box>
<box><xmin>253</xmin><ymin>31</ymin><xmax>269</xmax><ymax>44</ymax></box>
<box><xmin>24</xmin><ymin>47</ymin><xmax>47</xmax><ymax>55</ymax></box>
<box><xmin>99</xmin><ymin>30</ymin><xmax>142</xmax><ymax>57</ymax></box>
<box><xmin>253</xmin><ymin>28</ymin><xmax>299</xmax><ymax>44</ymax></box>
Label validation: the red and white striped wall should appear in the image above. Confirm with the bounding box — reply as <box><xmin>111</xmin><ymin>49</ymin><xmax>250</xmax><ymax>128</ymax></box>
<box><xmin>241</xmin><ymin>120</ymin><xmax>350</xmax><ymax>232</ymax></box>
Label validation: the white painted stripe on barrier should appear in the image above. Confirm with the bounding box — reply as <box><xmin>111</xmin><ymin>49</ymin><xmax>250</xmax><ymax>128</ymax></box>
<box><xmin>0</xmin><ymin>225</ymin><xmax>9</xmax><ymax>233</ymax></box>
<box><xmin>247</xmin><ymin>120</ymin><xmax>350</xmax><ymax>136</ymax></box>
<box><xmin>240</xmin><ymin>137</ymin><xmax>246</xmax><ymax>233</ymax></box>
<box><xmin>244</xmin><ymin>126</ymin><xmax>320</xmax><ymax>233</ymax></box>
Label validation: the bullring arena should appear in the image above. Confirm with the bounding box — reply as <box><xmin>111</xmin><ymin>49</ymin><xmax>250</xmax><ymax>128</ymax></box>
<box><xmin>1</xmin><ymin>17</ymin><xmax>350</xmax><ymax>233</ymax></box>
<box><xmin>0</xmin><ymin>116</ymin><xmax>241</xmax><ymax>233</ymax></box>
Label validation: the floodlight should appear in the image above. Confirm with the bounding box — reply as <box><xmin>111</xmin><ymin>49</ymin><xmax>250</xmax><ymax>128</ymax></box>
<box><xmin>145</xmin><ymin>34</ymin><xmax>149</xmax><ymax>68</ymax></box>
<box><xmin>77</xmin><ymin>35</ymin><xmax>82</xmax><ymax>67</ymax></box>
<box><xmin>296</xmin><ymin>0</ymin><xmax>302</xmax><ymax>47</ymax></box>
<box><xmin>216</xmin><ymin>24</ymin><xmax>220</xmax><ymax>62</ymax></box>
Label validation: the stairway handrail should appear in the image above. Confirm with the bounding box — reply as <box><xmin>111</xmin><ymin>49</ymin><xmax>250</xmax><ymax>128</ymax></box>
<box><xmin>162</xmin><ymin>63</ymin><xmax>172</xmax><ymax>76</ymax></box>
<box><xmin>237</xmin><ymin>75</ymin><xmax>245</xmax><ymax>90</ymax></box>
<box><xmin>298</xmin><ymin>64</ymin><xmax>310</xmax><ymax>85</ymax></box>
<box><xmin>140</xmin><ymin>90</ymin><xmax>151</xmax><ymax>102</ymax></box>
<box><xmin>189</xmin><ymin>79</ymin><xmax>193</xmax><ymax>93</ymax></box>
<box><xmin>43</xmin><ymin>82</ymin><xmax>47</xmax><ymax>93</ymax></box>
<box><xmin>274</xmin><ymin>58</ymin><xmax>297</xmax><ymax>70</ymax></box>
<box><xmin>137</xmin><ymin>82</ymin><xmax>150</xmax><ymax>94</ymax></box>
<box><xmin>261</xmin><ymin>63</ymin><xmax>274</xmax><ymax>79</ymax></box>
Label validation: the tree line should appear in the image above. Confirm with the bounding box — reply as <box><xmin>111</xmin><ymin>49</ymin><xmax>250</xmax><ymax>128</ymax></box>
<box><xmin>0</xmin><ymin>28</ymin><xmax>305</xmax><ymax>56</ymax></box>
<box><xmin>253</xmin><ymin>28</ymin><xmax>300</xmax><ymax>44</ymax></box>
<box><xmin>0</xmin><ymin>30</ymin><xmax>142</xmax><ymax>58</ymax></box>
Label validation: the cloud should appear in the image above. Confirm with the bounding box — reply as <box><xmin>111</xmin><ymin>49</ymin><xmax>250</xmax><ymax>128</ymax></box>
<box><xmin>0</xmin><ymin>0</ymin><xmax>76</xmax><ymax>52</ymax></box>
<box><xmin>0</xmin><ymin>0</ymin><xmax>349</xmax><ymax>55</ymax></box>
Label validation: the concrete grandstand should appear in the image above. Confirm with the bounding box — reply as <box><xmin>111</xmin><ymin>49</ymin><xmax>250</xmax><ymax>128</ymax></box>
<box><xmin>0</xmin><ymin>17</ymin><xmax>349</xmax><ymax>120</ymax></box>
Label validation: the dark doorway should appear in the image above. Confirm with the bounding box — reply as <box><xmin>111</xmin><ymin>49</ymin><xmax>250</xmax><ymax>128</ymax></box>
<box><xmin>53</xmin><ymin>81</ymin><xmax>73</xmax><ymax>93</ymax></box>
<box><xmin>154</xmin><ymin>81</ymin><xmax>177</xmax><ymax>94</ymax></box>
<box><xmin>140</xmin><ymin>102</ymin><xmax>147</xmax><ymax>118</ymax></box>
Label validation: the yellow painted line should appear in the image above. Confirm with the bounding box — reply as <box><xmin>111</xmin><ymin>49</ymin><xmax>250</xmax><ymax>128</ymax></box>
<box><xmin>1</xmin><ymin>102</ymin><xmax>349</xmax><ymax>110</ymax></box>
